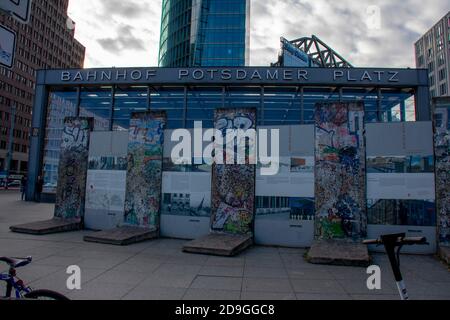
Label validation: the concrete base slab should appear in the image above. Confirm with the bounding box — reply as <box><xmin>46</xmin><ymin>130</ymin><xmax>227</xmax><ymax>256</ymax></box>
<box><xmin>10</xmin><ymin>218</ymin><xmax>82</xmax><ymax>235</ymax></box>
<box><xmin>183</xmin><ymin>234</ymin><xmax>253</xmax><ymax>257</ymax></box>
<box><xmin>83</xmin><ymin>226</ymin><xmax>158</xmax><ymax>246</ymax></box>
<box><xmin>306</xmin><ymin>240</ymin><xmax>370</xmax><ymax>267</ymax></box>
<box><xmin>438</xmin><ymin>247</ymin><xmax>450</xmax><ymax>266</ymax></box>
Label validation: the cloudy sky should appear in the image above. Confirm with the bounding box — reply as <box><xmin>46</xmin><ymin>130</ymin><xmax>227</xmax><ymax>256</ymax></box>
<box><xmin>67</xmin><ymin>0</ymin><xmax>449</xmax><ymax>68</ymax></box>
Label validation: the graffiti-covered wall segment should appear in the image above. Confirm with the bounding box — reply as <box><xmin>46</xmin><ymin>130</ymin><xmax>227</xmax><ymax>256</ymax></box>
<box><xmin>124</xmin><ymin>112</ymin><xmax>166</xmax><ymax>229</ymax></box>
<box><xmin>211</xmin><ymin>109</ymin><xmax>257</xmax><ymax>235</ymax></box>
<box><xmin>315</xmin><ymin>102</ymin><xmax>367</xmax><ymax>240</ymax></box>
<box><xmin>435</xmin><ymin>106</ymin><xmax>450</xmax><ymax>246</ymax></box>
<box><xmin>54</xmin><ymin>117</ymin><xmax>93</xmax><ymax>220</ymax></box>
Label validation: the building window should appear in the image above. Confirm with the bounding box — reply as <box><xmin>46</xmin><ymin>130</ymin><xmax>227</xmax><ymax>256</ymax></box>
<box><xmin>441</xmin><ymin>83</ymin><xmax>448</xmax><ymax>96</ymax></box>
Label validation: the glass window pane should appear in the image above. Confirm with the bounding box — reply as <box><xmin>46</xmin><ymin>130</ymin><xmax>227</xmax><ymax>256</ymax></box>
<box><xmin>192</xmin><ymin>0</ymin><xmax>247</xmax><ymax>67</ymax></box>
<box><xmin>42</xmin><ymin>88</ymin><xmax>78</xmax><ymax>194</ymax></box>
<box><xmin>341</xmin><ymin>87</ymin><xmax>379</xmax><ymax>123</ymax></box>
<box><xmin>113</xmin><ymin>86</ymin><xmax>148</xmax><ymax>131</ymax></box>
<box><xmin>263</xmin><ymin>87</ymin><xmax>301</xmax><ymax>126</ymax></box>
<box><xmin>224</xmin><ymin>86</ymin><xmax>262</xmax><ymax>124</ymax></box>
<box><xmin>303</xmin><ymin>87</ymin><xmax>339</xmax><ymax>124</ymax></box>
<box><xmin>187</xmin><ymin>87</ymin><xmax>223</xmax><ymax>128</ymax></box>
<box><xmin>79</xmin><ymin>87</ymin><xmax>112</xmax><ymax>131</ymax></box>
<box><xmin>380</xmin><ymin>89</ymin><xmax>415</xmax><ymax>123</ymax></box>
<box><xmin>150</xmin><ymin>87</ymin><xmax>185</xmax><ymax>129</ymax></box>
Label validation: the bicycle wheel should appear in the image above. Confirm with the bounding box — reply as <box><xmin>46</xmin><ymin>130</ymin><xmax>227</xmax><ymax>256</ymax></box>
<box><xmin>24</xmin><ymin>289</ymin><xmax>70</xmax><ymax>301</ymax></box>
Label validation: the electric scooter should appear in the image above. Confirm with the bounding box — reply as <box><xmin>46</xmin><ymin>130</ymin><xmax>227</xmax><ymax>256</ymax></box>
<box><xmin>363</xmin><ymin>233</ymin><xmax>428</xmax><ymax>300</ymax></box>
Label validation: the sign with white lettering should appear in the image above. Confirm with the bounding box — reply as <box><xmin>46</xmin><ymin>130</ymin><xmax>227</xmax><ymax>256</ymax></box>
<box><xmin>0</xmin><ymin>0</ymin><xmax>32</xmax><ymax>24</ymax></box>
<box><xmin>0</xmin><ymin>24</ymin><xmax>16</xmax><ymax>69</ymax></box>
<box><xmin>35</xmin><ymin>67</ymin><xmax>428</xmax><ymax>88</ymax></box>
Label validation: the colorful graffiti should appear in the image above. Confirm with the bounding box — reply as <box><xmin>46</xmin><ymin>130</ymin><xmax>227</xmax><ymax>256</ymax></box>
<box><xmin>435</xmin><ymin>106</ymin><xmax>450</xmax><ymax>245</ymax></box>
<box><xmin>211</xmin><ymin>109</ymin><xmax>256</xmax><ymax>235</ymax></box>
<box><xmin>123</xmin><ymin>112</ymin><xmax>166</xmax><ymax>228</ymax></box>
<box><xmin>314</xmin><ymin>102</ymin><xmax>367</xmax><ymax>240</ymax></box>
<box><xmin>54</xmin><ymin>117</ymin><xmax>93</xmax><ymax>220</ymax></box>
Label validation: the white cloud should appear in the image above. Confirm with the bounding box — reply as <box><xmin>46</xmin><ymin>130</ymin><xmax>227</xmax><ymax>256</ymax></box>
<box><xmin>68</xmin><ymin>0</ymin><xmax>449</xmax><ymax>68</ymax></box>
<box><xmin>68</xmin><ymin>0</ymin><xmax>161</xmax><ymax>67</ymax></box>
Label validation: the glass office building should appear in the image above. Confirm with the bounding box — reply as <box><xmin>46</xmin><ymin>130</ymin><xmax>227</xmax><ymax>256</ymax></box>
<box><xmin>159</xmin><ymin>0</ymin><xmax>250</xmax><ymax>67</ymax></box>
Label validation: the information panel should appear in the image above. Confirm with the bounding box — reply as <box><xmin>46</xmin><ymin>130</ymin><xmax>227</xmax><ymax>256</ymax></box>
<box><xmin>84</xmin><ymin>131</ymin><xmax>129</xmax><ymax>230</ymax></box>
<box><xmin>315</xmin><ymin>102</ymin><xmax>367</xmax><ymax>240</ymax></box>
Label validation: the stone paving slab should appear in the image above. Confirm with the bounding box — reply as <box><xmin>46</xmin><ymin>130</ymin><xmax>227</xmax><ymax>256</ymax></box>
<box><xmin>306</xmin><ymin>240</ymin><xmax>370</xmax><ymax>267</ymax></box>
<box><xmin>83</xmin><ymin>226</ymin><xmax>158</xmax><ymax>246</ymax></box>
<box><xmin>183</xmin><ymin>233</ymin><xmax>253</xmax><ymax>256</ymax></box>
<box><xmin>1</xmin><ymin>192</ymin><xmax>449</xmax><ymax>300</ymax></box>
<box><xmin>10</xmin><ymin>218</ymin><xmax>81</xmax><ymax>235</ymax></box>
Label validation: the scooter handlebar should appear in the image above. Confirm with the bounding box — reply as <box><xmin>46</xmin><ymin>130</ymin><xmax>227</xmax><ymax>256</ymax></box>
<box><xmin>363</xmin><ymin>237</ymin><xmax>428</xmax><ymax>246</ymax></box>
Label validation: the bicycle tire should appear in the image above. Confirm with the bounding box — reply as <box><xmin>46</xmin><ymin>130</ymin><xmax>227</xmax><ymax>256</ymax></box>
<box><xmin>24</xmin><ymin>289</ymin><xmax>70</xmax><ymax>301</ymax></box>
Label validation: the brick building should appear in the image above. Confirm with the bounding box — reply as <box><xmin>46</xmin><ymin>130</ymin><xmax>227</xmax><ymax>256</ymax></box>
<box><xmin>0</xmin><ymin>0</ymin><xmax>85</xmax><ymax>178</ymax></box>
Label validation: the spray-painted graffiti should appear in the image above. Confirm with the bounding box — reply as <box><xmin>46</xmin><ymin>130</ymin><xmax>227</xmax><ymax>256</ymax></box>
<box><xmin>54</xmin><ymin>117</ymin><xmax>93</xmax><ymax>220</ymax></box>
<box><xmin>435</xmin><ymin>106</ymin><xmax>450</xmax><ymax>246</ymax></box>
<box><xmin>124</xmin><ymin>112</ymin><xmax>166</xmax><ymax>228</ymax></box>
<box><xmin>211</xmin><ymin>109</ymin><xmax>256</xmax><ymax>235</ymax></box>
<box><xmin>315</xmin><ymin>102</ymin><xmax>367</xmax><ymax>240</ymax></box>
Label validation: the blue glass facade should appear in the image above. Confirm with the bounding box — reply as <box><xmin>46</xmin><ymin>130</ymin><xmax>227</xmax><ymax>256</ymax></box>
<box><xmin>40</xmin><ymin>84</ymin><xmax>419</xmax><ymax>192</ymax></box>
<box><xmin>191</xmin><ymin>0</ymin><xmax>249</xmax><ymax>66</ymax></box>
<box><xmin>159</xmin><ymin>0</ymin><xmax>249</xmax><ymax>67</ymax></box>
<box><xmin>159</xmin><ymin>0</ymin><xmax>192</xmax><ymax>67</ymax></box>
<box><xmin>42</xmin><ymin>85</ymin><xmax>418</xmax><ymax>132</ymax></box>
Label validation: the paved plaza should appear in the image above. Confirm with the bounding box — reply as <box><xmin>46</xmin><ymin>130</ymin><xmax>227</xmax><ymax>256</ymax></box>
<box><xmin>0</xmin><ymin>192</ymin><xmax>449</xmax><ymax>300</ymax></box>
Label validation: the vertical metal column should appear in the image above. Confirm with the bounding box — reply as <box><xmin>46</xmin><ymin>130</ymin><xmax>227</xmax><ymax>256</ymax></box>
<box><xmin>109</xmin><ymin>86</ymin><xmax>116</xmax><ymax>131</ymax></box>
<box><xmin>377</xmin><ymin>88</ymin><xmax>382</xmax><ymax>122</ymax></box>
<box><xmin>26</xmin><ymin>81</ymin><xmax>49</xmax><ymax>201</ymax></box>
<box><xmin>260</xmin><ymin>86</ymin><xmax>265</xmax><ymax>125</ymax></box>
<box><xmin>416</xmin><ymin>86</ymin><xmax>431</xmax><ymax>121</ymax></box>
<box><xmin>76</xmin><ymin>86</ymin><xmax>81</xmax><ymax>116</ymax></box>
<box><xmin>183</xmin><ymin>86</ymin><xmax>188</xmax><ymax>128</ymax></box>
<box><xmin>146</xmin><ymin>86</ymin><xmax>151</xmax><ymax>110</ymax></box>
<box><xmin>300</xmin><ymin>87</ymin><xmax>304</xmax><ymax>124</ymax></box>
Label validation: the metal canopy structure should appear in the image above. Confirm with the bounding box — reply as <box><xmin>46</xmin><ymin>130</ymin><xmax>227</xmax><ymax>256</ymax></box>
<box><xmin>281</xmin><ymin>35</ymin><xmax>353</xmax><ymax>68</ymax></box>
